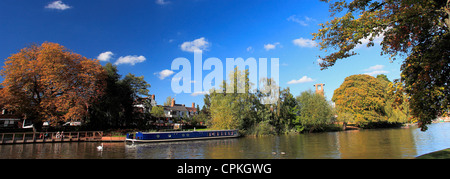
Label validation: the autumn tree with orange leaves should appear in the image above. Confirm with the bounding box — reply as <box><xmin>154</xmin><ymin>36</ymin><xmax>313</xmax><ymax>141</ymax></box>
<box><xmin>0</xmin><ymin>42</ymin><xmax>106</xmax><ymax>127</ymax></box>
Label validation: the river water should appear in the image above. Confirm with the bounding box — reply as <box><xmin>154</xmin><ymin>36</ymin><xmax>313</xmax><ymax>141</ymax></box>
<box><xmin>1</xmin><ymin>123</ymin><xmax>450</xmax><ymax>159</ymax></box>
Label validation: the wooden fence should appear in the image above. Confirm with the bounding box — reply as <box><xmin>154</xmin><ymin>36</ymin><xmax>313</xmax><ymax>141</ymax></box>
<box><xmin>0</xmin><ymin>131</ymin><xmax>103</xmax><ymax>145</ymax></box>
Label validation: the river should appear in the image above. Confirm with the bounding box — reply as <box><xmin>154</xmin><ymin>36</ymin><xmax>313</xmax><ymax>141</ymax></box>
<box><xmin>1</xmin><ymin>123</ymin><xmax>450</xmax><ymax>159</ymax></box>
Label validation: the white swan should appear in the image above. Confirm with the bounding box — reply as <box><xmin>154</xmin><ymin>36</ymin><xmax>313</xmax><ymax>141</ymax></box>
<box><xmin>97</xmin><ymin>143</ymin><xmax>103</xmax><ymax>151</ymax></box>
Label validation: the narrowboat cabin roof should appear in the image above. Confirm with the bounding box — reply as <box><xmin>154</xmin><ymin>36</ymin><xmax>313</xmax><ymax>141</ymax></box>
<box><xmin>137</xmin><ymin>129</ymin><xmax>237</xmax><ymax>134</ymax></box>
<box><xmin>126</xmin><ymin>129</ymin><xmax>240</xmax><ymax>143</ymax></box>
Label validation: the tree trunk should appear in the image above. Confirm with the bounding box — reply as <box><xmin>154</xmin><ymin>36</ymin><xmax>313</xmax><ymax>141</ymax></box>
<box><xmin>446</xmin><ymin>0</ymin><xmax>450</xmax><ymax>30</ymax></box>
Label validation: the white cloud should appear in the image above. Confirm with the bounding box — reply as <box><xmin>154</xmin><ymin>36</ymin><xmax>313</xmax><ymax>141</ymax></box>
<box><xmin>264</xmin><ymin>42</ymin><xmax>280</xmax><ymax>51</ymax></box>
<box><xmin>364</xmin><ymin>70</ymin><xmax>390</xmax><ymax>76</ymax></box>
<box><xmin>155</xmin><ymin>0</ymin><xmax>170</xmax><ymax>5</ymax></box>
<box><xmin>287</xmin><ymin>76</ymin><xmax>315</xmax><ymax>84</ymax></box>
<box><xmin>114</xmin><ymin>55</ymin><xmax>146</xmax><ymax>66</ymax></box>
<box><xmin>97</xmin><ymin>51</ymin><xmax>114</xmax><ymax>62</ymax></box>
<box><xmin>246</xmin><ymin>46</ymin><xmax>253</xmax><ymax>52</ymax></box>
<box><xmin>156</xmin><ymin>69</ymin><xmax>175</xmax><ymax>80</ymax></box>
<box><xmin>287</xmin><ymin>15</ymin><xmax>314</xmax><ymax>26</ymax></box>
<box><xmin>191</xmin><ymin>91</ymin><xmax>210</xmax><ymax>97</ymax></box>
<box><xmin>293</xmin><ymin>38</ymin><xmax>317</xmax><ymax>48</ymax></box>
<box><xmin>45</xmin><ymin>1</ymin><xmax>71</xmax><ymax>10</ymax></box>
<box><xmin>363</xmin><ymin>65</ymin><xmax>389</xmax><ymax>76</ymax></box>
<box><xmin>180</xmin><ymin>37</ymin><xmax>209</xmax><ymax>52</ymax></box>
<box><xmin>363</xmin><ymin>65</ymin><xmax>384</xmax><ymax>71</ymax></box>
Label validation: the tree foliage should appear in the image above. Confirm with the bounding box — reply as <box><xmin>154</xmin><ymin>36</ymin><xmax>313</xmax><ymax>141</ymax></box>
<box><xmin>0</xmin><ymin>42</ymin><xmax>106</xmax><ymax>125</ymax></box>
<box><xmin>333</xmin><ymin>74</ymin><xmax>409</xmax><ymax>127</ymax></box>
<box><xmin>313</xmin><ymin>0</ymin><xmax>450</xmax><ymax>130</ymax></box>
<box><xmin>296</xmin><ymin>90</ymin><xmax>334</xmax><ymax>132</ymax></box>
<box><xmin>273</xmin><ymin>87</ymin><xmax>299</xmax><ymax>133</ymax></box>
<box><xmin>209</xmin><ymin>68</ymin><xmax>254</xmax><ymax>130</ymax></box>
<box><xmin>206</xmin><ymin>68</ymin><xmax>325</xmax><ymax>135</ymax></box>
<box><xmin>150</xmin><ymin>105</ymin><xmax>165</xmax><ymax>118</ymax></box>
<box><xmin>88</xmin><ymin>63</ymin><xmax>151</xmax><ymax>129</ymax></box>
<box><xmin>163</xmin><ymin>96</ymin><xmax>172</xmax><ymax>106</ymax></box>
<box><xmin>401</xmin><ymin>32</ymin><xmax>449</xmax><ymax>131</ymax></box>
<box><xmin>333</xmin><ymin>75</ymin><xmax>387</xmax><ymax>127</ymax></box>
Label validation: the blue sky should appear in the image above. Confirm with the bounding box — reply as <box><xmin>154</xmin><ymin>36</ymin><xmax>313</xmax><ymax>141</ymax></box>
<box><xmin>0</xmin><ymin>0</ymin><xmax>404</xmax><ymax>107</ymax></box>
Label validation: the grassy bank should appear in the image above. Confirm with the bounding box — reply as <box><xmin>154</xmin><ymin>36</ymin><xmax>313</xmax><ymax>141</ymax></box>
<box><xmin>416</xmin><ymin>148</ymin><xmax>450</xmax><ymax>159</ymax></box>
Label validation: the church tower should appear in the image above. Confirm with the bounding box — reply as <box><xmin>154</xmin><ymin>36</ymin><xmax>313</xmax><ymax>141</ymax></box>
<box><xmin>314</xmin><ymin>83</ymin><xmax>325</xmax><ymax>96</ymax></box>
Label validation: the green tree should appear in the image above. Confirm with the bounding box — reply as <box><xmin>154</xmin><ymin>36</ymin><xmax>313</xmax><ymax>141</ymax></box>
<box><xmin>377</xmin><ymin>74</ymin><xmax>410</xmax><ymax>124</ymax></box>
<box><xmin>192</xmin><ymin>109</ymin><xmax>208</xmax><ymax>126</ymax></box>
<box><xmin>376</xmin><ymin>74</ymin><xmax>390</xmax><ymax>83</ymax></box>
<box><xmin>385</xmin><ymin>80</ymin><xmax>411</xmax><ymax>124</ymax></box>
<box><xmin>332</xmin><ymin>74</ymin><xmax>388</xmax><ymax>127</ymax></box>
<box><xmin>336</xmin><ymin>112</ymin><xmax>354</xmax><ymax>130</ymax></box>
<box><xmin>333</xmin><ymin>74</ymin><xmax>410</xmax><ymax>128</ymax></box>
<box><xmin>88</xmin><ymin>63</ymin><xmax>151</xmax><ymax>129</ymax></box>
<box><xmin>273</xmin><ymin>87</ymin><xmax>298</xmax><ymax>133</ymax></box>
<box><xmin>163</xmin><ymin>96</ymin><xmax>172</xmax><ymax>106</ymax></box>
<box><xmin>150</xmin><ymin>105</ymin><xmax>165</xmax><ymax>119</ymax></box>
<box><xmin>313</xmin><ymin>0</ymin><xmax>450</xmax><ymax>131</ymax></box>
<box><xmin>209</xmin><ymin>90</ymin><xmax>237</xmax><ymax>129</ymax></box>
<box><xmin>209</xmin><ymin>68</ymin><xmax>256</xmax><ymax>131</ymax></box>
<box><xmin>296</xmin><ymin>90</ymin><xmax>333</xmax><ymax>132</ymax></box>
<box><xmin>123</xmin><ymin>73</ymin><xmax>151</xmax><ymax>99</ymax></box>
<box><xmin>253</xmin><ymin>78</ymin><xmax>277</xmax><ymax>133</ymax></box>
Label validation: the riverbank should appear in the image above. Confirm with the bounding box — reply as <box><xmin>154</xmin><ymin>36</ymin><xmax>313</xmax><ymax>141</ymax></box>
<box><xmin>415</xmin><ymin>148</ymin><xmax>450</xmax><ymax>159</ymax></box>
<box><xmin>243</xmin><ymin>122</ymin><xmax>414</xmax><ymax>136</ymax></box>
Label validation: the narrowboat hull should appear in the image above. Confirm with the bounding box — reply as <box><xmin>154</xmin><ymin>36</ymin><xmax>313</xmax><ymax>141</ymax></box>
<box><xmin>125</xmin><ymin>129</ymin><xmax>239</xmax><ymax>143</ymax></box>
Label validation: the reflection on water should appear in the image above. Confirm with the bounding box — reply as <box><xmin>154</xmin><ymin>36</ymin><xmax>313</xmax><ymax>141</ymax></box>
<box><xmin>1</xmin><ymin>123</ymin><xmax>450</xmax><ymax>159</ymax></box>
<box><xmin>0</xmin><ymin>142</ymin><xmax>128</xmax><ymax>159</ymax></box>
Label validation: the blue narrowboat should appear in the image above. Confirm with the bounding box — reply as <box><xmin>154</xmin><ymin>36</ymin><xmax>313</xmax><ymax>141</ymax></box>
<box><xmin>125</xmin><ymin>129</ymin><xmax>239</xmax><ymax>143</ymax></box>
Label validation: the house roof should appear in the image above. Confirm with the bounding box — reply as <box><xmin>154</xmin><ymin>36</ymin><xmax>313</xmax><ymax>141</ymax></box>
<box><xmin>185</xmin><ymin>107</ymin><xmax>197</xmax><ymax>112</ymax></box>
<box><xmin>163</xmin><ymin>104</ymin><xmax>188</xmax><ymax>112</ymax></box>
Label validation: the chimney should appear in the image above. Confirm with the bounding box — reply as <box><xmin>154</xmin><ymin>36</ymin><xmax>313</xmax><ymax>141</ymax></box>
<box><xmin>192</xmin><ymin>102</ymin><xmax>195</xmax><ymax>108</ymax></box>
<box><xmin>171</xmin><ymin>98</ymin><xmax>175</xmax><ymax>107</ymax></box>
<box><xmin>152</xmin><ymin>94</ymin><xmax>155</xmax><ymax>100</ymax></box>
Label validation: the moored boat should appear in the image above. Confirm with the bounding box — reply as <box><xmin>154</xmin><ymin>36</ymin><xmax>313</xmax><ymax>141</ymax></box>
<box><xmin>125</xmin><ymin>129</ymin><xmax>239</xmax><ymax>143</ymax></box>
